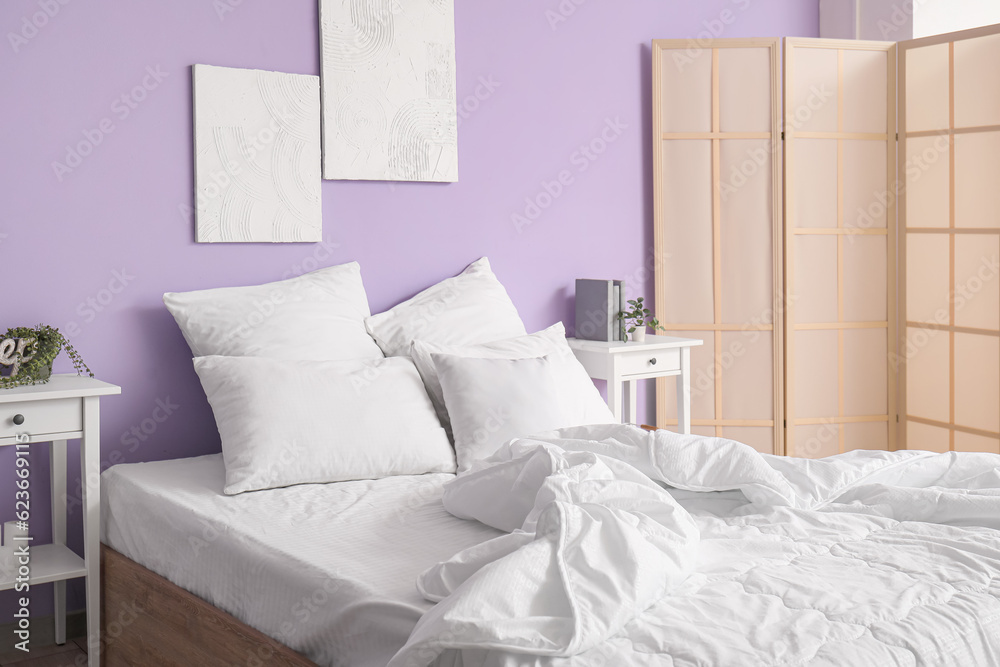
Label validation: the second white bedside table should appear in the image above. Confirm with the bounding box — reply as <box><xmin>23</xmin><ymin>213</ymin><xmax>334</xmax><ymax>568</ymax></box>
<box><xmin>567</xmin><ymin>335</ymin><xmax>703</xmax><ymax>432</ymax></box>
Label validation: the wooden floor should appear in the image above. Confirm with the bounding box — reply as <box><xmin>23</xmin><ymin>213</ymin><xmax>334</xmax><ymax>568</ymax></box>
<box><xmin>0</xmin><ymin>637</ymin><xmax>86</xmax><ymax>667</ymax></box>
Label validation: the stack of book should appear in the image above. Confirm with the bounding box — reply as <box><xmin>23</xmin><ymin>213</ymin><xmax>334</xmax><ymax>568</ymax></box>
<box><xmin>575</xmin><ymin>279</ymin><xmax>625</xmax><ymax>342</ymax></box>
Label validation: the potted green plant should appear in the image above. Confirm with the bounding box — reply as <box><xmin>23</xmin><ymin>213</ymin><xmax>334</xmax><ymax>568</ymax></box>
<box><xmin>617</xmin><ymin>297</ymin><xmax>665</xmax><ymax>343</ymax></box>
<box><xmin>0</xmin><ymin>324</ymin><xmax>93</xmax><ymax>389</ymax></box>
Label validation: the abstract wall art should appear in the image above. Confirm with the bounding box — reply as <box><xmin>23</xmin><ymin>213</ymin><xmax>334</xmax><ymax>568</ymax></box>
<box><xmin>193</xmin><ymin>64</ymin><xmax>322</xmax><ymax>243</ymax></box>
<box><xmin>319</xmin><ymin>0</ymin><xmax>458</xmax><ymax>182</ymax></box>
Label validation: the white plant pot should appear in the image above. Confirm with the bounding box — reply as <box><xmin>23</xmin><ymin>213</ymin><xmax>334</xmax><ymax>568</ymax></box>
<box><xmin>630</xmin><ymin>328</ymin><xmax>647</xmax><ymax>343</ymax></box>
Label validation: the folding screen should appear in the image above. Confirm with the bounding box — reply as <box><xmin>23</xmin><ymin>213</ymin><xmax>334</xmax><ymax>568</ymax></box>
<box><xmin>783</xmin><ymin>39</ymin><xmax>897</xmax><ymax>457</ymax></box>
<box><xmin>654</xmin><ymin>31</ymin><xmax>1000</xmax><ymax>456</ymax></box>
<box><xmin>899</xmin><ymin>25</ymin><xmax>1000</xmax><ymax>453</ymax></box>
<box><xmin>652</xmin><ymin>39</ymin><xmax>784</xmax><ymax>455</ymax></box>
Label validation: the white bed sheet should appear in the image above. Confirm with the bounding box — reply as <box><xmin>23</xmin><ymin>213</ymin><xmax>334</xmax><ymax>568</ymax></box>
<box><xmin>101</xmin><ymin>454</ymin><xmax>501</xmax><ymax>667</ymax></box>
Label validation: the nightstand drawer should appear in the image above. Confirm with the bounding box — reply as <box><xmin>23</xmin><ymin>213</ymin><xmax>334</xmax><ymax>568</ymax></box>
<box><xmin>618</xmin><ymin>348</ymin><xmax>680</xmax><ymax>377</ymax></box>
<box><xmin>0</xmin><ymin>398</ymin><xmax>82</xmax><ymax>439</ymax></box>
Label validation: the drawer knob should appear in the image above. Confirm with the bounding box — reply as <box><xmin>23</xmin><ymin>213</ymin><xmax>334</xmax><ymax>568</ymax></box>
<box><xmin>12</xmin><ymin>414</ymin><xmax>24</xmax><ymax>425</ymax></box>
<box><xmin>649</xmin><ymin>358</ymin><xmax>657</xmax><ymax>366</ymax></box>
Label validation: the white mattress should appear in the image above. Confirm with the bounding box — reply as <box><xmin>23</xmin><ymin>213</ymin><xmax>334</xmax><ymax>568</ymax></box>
<box><xmin>101</xmin><ymin>454</ymin><xmax>502</xmax><ymax>667</ymax></box>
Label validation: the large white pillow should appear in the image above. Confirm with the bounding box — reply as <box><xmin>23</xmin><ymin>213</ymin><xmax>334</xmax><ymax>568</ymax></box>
<box><xmin>431</xmin><ymin>353</ymin><xmax>616</xmax><ymax>473</ymax></box>
<box><xmin>365</xmin><ymin>258</ymin><xmax>526</xmax><ymax>358</ymax></box>
<box><xmin>164</xmin><ymin>262</ymin><xmax>383</xmax><ymax>360</ymax></box>
<box><xmin>194</xmin><ymin>355</ymin><xmax>456</xmax><ymax>494</ymax></box>
<box><xmin>411</xmin><ymin>322</ymin><xmax>610</xmax><ymax>437</ymax></box>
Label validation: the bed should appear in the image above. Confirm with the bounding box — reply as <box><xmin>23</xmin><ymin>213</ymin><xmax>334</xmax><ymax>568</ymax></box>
<box><xmin>103</xmin><ymin>425</ymin><xmax>1000</xmax><ymax>666</ymax></box>
<box><xmin>112</xmin><ymin>258</ymin><xmax>1000</xmax><ymax>665</ymax></box>
<box><xmin>100</xmin><ymin>454</ymin><xmax>501</xmax><ymax>667</ymax></box>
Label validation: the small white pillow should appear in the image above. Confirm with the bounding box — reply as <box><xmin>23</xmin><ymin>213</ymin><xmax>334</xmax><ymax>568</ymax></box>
<box><xmin>194</xmin><ymin>355</ymin><xmax>455</xmax><ymax>494</ymax></box>
<box><xmin>365</xmin><ymin>258</ymin><xmax>526</xmax><ymax>358</ymax></box>
<box><xmin>411</xmin><ymin>322</ymin><xmax>611</xmax><ymax>437</ymax></box>
<box><xmin>432</xmin><ymin>353</ymin><xmax>616</xmax><ymax>473</ymax></box>
<box><xmin>164</xmin><ymin>262</ymin><xmax>383</xmax><ymax>360</ymax></box>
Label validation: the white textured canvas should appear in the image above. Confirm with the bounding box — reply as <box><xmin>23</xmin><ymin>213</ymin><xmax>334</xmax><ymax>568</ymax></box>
<box><xmin>319</xmin><ymin>0</ymin><xmax>458</xmax><ymax>182</ymax></box>
<box><xmin>193</xmin><ymin>64</ymin><xmax>322</xmax><ymax>243</ymax></box>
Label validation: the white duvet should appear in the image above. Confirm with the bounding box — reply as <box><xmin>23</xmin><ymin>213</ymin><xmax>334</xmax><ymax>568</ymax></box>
<box><xmin>388</xmin><ymin>424</ymin><xmax>1000</xmax><ymax>667</ymax></box>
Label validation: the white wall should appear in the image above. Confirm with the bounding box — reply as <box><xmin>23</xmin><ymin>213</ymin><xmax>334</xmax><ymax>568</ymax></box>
<box><xmin>820</xmin><ymin>0</ymin><xmax>914</xmax><ymax>41</ymax></box>
<box><xmin>858</xmin><ymin>0</ymin><xmax>912</xmax><ymax>40</ymax></box>
<box><xmin>821</xmin><ymin>0</ymin><xmax>1000</xmax><ymax>41</ymax></box>
<box><xmin>913</xmin><ymin>0</ymin><xmax>1000</xmax><ymax>37</ymax></box>
<box><xmin>820</xmin><ymin>0</ymin><xmax>858</xmax><ymax>39</ymax></box>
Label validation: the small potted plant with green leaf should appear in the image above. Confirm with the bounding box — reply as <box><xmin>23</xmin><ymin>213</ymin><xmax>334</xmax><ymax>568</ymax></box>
<box><xmin>617</xmin><ymin>297</ymin><xmax>665</xmax><ymax>343</ymax></box>
<box><xmin>0</xmin><ymin>324</ymin><xmax>93</xmax><ymax>389</ymax></box>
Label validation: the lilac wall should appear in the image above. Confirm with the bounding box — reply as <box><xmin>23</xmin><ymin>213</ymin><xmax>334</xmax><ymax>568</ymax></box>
<box><xmin>0</xmin><ymin>0</ymin><xmax>818</xmax><ymax>618</ymax></box>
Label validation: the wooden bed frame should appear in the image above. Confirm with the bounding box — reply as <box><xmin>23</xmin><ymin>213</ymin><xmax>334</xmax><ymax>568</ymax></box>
<box><xmin>101</xmin><ymin>545</ymin><xmax>318</xmax><ymax>666</ymax></box>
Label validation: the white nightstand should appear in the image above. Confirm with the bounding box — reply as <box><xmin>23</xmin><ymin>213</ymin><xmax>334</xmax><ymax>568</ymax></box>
<box><xmin>567</xmin><ymin>335</ymin><xmax>703</xmax><ymax>431</ymax></box>
<box><xmin>0</xmin><ymin>374</ymin><xmax>120</xmax><ymax>667</ymax></box>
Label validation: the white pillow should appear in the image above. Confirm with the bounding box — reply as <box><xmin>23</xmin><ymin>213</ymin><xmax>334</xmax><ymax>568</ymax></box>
<box><xmin>194</xmin><ymin>355</ymin><xmax>456</xmax><ymax>494</ymax></box>
<box><xmin>164</xmin><ymin>262</ymin><xmax>383</xmax><ymax>360</ymax></box>
<box><xmin>431</xmin><ymin>353</ymin><xmax>616</xmax><ymax>473</ymax></box>
<box><xmin>365</xmin><ymin>258</ymin><xmax>526</xmax><ymax>358</ymax></box>
<box><xmin>411</xmin><ymin>322</ymin><xmax>610</xmax><ymax>437</ymax></box>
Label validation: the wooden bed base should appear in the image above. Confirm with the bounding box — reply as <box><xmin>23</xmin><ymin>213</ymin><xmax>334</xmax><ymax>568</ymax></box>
<box><xmin>101</xmin><ymin>545</ymin><xmax>318</xmax><ymax>666</ymax></box>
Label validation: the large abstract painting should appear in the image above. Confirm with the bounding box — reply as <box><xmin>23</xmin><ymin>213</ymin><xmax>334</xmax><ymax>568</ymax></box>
<box><xmin>319</xmin><ymin>0</ymin><xmax>458</xmax><ymax>182</ymax></box>
<box><xmin>193</xmin><ymin>64</ymin><xmax>322</xmax><ymax>243</ymax></box>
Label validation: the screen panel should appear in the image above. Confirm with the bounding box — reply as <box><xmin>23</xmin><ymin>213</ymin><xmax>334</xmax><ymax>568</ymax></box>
<box><xmin>903</xmin><ymin>43</ymin><xmax>949</xmax><ymax>132</ymax></box>
<box><xmin>659</xmin><ymin>140</ymin><xmax>715</xmax><ymax>323</ymax></box>
<box><xmin>953</xmin><ymin>32</ymin><xmax>1000</xmax><ymax>129</ymax></box>
<box><xmin>844</xmin><ymin>421</ymin><xmax>890</xmax><ymax>453</ymax></box>
<box><xmin>791</xmin><ymin>140</ymin><xmax>839</xmax><ymax>229</ymax></box>
<box><xmin>842</xmin><ymin>48</ymin><xmax>888</xmax><ymax>133</ymax></box>
<box><xmin>722</xmin><ymin>426</ymin><xmax>775</xmax><ymax>453</ymax></box>
<box><xmin>904</xmin><ymin>135</ymin><xmax>951</xmax><ymax>228</ymax></box>
<box><xmin>658</xmin><ymin>328</ymin><xmax>718</xmax><ymax>427</ymax></box>
<box><xmin>718</xmin><ymin>48</ymin><xmax>773</xmax><ymax>132</ymax></box>
<box><xmin>653</xmin><ymin>39</ymin><xmax>782</xmax><ymax>455</ymax></box>
<box><xmin>719</xmin><ymin>139</ymin><xmax>775</xmax><ymax>324</ymax></box>
<box><xmin>955</xmin><ymin>131</ymin><xmax>1000</xmax><ymax>228</ymax></box>
<box><xmin>899</xmin><ymin>25</ymin><xmax>1000</xmax><ymax>455</ymax></box>
<box><xmin>784</xmin><ymin>38</ymin><xmax>897</xmax><ymax>457</ymax></box>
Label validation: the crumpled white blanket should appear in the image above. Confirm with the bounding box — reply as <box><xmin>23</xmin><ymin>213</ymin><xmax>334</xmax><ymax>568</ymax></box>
<box><xmin>387</xmin><ymin>424</ymin><xmax>1000</xmax><ymax>667</ymax></box>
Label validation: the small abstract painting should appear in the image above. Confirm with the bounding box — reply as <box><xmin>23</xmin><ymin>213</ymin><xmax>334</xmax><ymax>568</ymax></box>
<box><xmin>319</xmin><ymin>0</ymin><xmax>458</xmax><ymax>182</ymax></box>
<box><xmin>193</xmin><ymin>64</ymin><xmax>322</xmax><ymax>243</ymax></box>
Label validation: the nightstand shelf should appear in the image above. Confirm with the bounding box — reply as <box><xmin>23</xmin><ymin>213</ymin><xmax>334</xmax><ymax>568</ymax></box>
<box><xmin>0</xmin><ymin>543</ymin><xmax>87</xmax><ymax>591</ymax></box>
<box><xmin>0</xmin><ymin>374</ymin><xmax>120</xmax><ymax>667</ymax></box>
<box><xmin>567</xmin><ymin>335</ymin><xmax>703</xmax><ymax>431</ymax></box>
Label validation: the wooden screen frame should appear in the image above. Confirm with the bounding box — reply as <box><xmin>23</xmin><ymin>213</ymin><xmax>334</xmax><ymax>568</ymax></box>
<box><xmin>782</xmin><ymin>38</ymin><xmax>898</xmax><ymax>457</ymax></box>
<box><xmin>898</xmin><ymin>24</ymin><xmax>1000</xmax><ymax>451</ymax></box>
<box><xmin>652</xmin><ymin>38</ymin><xmax>784</xmax><ymax>456</ymax></box>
